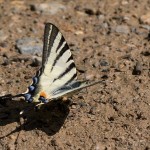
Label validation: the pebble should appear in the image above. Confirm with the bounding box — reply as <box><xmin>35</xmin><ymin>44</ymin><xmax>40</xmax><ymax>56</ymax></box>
<box><xmin>30</xmin><ymin>2</ymin><xmax>66</xmax><ymax>15</ymax></box>
<box><xmin>0</xmin><ymin>42</ymin><xmax>7</xmax><ymax>48</ymax></box>
<box><xmin>100</xmin><ymin>60</ymin><xmax>109</xmax><ymax>66</ymax></box>
<box><xmin>84</xmin><ymin>7</ymin><xmax>97</xmax><ymax>15</ymax></box>
<box><xmin>141</xmin><ymin>51</ymin><xmax>150</xmax><ymax>56</ymax></box>
<box><xmin>0</xmin><ymin>30</ymin><xmax>8</xmax><ymax>41</ymax></box>
<box><xmin>121</xmin><ymin>0</ymin><xmax>129</xmax><ymax>5</ymax></box>
<box><xmin>98</xmin><ymin>14</ymin><xmax>105</xmax><ymax>22</ymax></box>
<box><xmin>140</xmin><ymin>13</ymin><xmax>150</xmax><ymax>25</ymax></box>
<box><xmin>7</xmin><ymin>144</ymin><xmax>15</xmax><ymax>150</ymax></box>
<box><xmin>141</xmin><ymin>25</ymin><xmax>150</xmax><ymax>30</ymax></box>
<box><xmin>132</xmin><ymin>62</ymin><xmax>142</xmax><ymax>75</ymax></box>
<box><xmin>115</xmin><ymin>25</ymin><xmax>130</xmax><ymax>34</ymax></box>
<box><xmin>71</xmin><ymin>105</ymin><xmax>77</xmax><ymax>109</ymax></box>
<box><xmin>16</xmin><ymin>38</ymin><xmax>43</xmax><ymax>55</ymax></box>
<box><xmin>30</xmin><ymin>56</ymin><xmax>41</xmax><ymax>67</ymax></box>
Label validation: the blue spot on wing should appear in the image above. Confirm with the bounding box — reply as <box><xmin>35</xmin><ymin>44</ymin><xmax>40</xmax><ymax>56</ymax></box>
<box><xmin>24</xmin><ymin>93</ymin><xmax>31</xmax><ymax>101</ymax></box>
<box><xmin>32</xmin><ymin>77</ymin><xmax>38</xmax><ymax>85</ymax></box>
<box><xmin>39</xmin><ymin>96</ymin><xmax>48</xmax><ymax>103</ymax></box>
<box><xmin>28</xmin><ymin>98</ymin><xmax>33</xmax><ymax>103</ymax></box>
<box><xmin>28</xmin><ymin>85</ymin><xmax>35</xmax><ymax>92</ymax></box>
<box><xmin>24</xmin><ymin>93</ymin><xmax>33</xmax><ymax>103</ymax></box>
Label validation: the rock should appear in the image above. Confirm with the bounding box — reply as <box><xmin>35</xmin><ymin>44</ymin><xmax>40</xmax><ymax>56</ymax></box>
<box><xmin>141</xmin><ymin>51</ymin><xmax>150</xmax><ymax>56</ymax></box>
<box><xmin>84</xmin><ymin>7</ymin><xmax>97</xmax><ymax>15</ymax></box>
<box><xmin>141</xmin><ymin>25</ymin><xmax>150</xmax><ymax>30</ymax></box>
<box><xmin>121</xmin><ymin>0</ymin><xmax>129</xmax><ymax>5</ymax></box>
<box><xmin>71</xmin><ymin>104</ymin><xmax>77</xmax><ymax>109</ymax></box>
<box><xmin>140</xmin><ymin>13</ymin><xmax>150</xmax><ymax>25</ymax></box>
<box><xmin>100</xmin><ymin>60</ymin><xmax>109</xmax><ymax>66</ymax></box>
<box><xmin>0</xmin><ymin>30</ymin><xmax>8</xmax><ymax>41</ymax></box>
<box><xmin>30</xmin><ymin>2</ymin><xmax>66</xmax><ymax>15</ymax></box>
<box><xmin>0</xmin><ymin>42</ymin><xmax>7</xmax><ymax>48</ymax></box>
<box><xmin>115</xmin><ymin>25</ymin><xmax>130</xmax><ymax>34</ymax></box>
<box><xmin>16</xmin><ymin>38</ymin><xmax>43</xmax><ymax>55</ymax></box>
<box><xmin>30</xmin><ymin>56</ymin><xmax>42</xmax><ymax>67</ymax></box>
<box><xmin>98</xmin><ymin>14</ymin><xmax>105</xmax><ymax>22</ymax></box>
<box><xmin>132</xmin><ymin>62</ymin><xmax>142</xmax><ymax>75</ymax></box>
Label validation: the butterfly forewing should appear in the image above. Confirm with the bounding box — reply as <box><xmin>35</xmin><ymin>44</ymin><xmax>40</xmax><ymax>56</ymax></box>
<box><xmin>38</xmin><ymin>23</ymin><xmax>78</xmax><ymax>98</ymax></box>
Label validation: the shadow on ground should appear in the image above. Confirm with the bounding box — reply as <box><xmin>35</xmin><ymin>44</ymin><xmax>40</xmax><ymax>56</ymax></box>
<box><xmin>0</xmin><ymin>96</ymin><xmax>70</xmax><ymax>138</ymax></box>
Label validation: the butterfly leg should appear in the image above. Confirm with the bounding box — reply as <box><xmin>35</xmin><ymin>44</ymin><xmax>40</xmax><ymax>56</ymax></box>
<box><xmin>35</xmin><ymin>102</ymin><xmax>45</xmax><ymax>110</ymax></box>
<box><xmin>34</xmin><ymin>96</ymin><xmax>49</xmax><ymax>110</ymax></box>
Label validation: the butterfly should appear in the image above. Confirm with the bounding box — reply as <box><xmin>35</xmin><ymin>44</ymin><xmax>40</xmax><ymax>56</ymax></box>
<box><xmin>1</xmin><ymin>23</ymin><xmax>104</xmax><ymax>109</ymax></box>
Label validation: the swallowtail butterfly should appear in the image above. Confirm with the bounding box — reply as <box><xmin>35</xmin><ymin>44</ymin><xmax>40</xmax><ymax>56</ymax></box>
<box><xmin>1</xmin><ymin>23</ymin><xmax>103</xmax><ymax>109</ymax></box>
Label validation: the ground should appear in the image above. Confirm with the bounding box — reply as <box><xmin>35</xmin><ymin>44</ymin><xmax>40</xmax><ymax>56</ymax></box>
<box><xmin>0</xmin><ymin>0</ymin><xmax>149</xmax><ymax>150</ymax></box>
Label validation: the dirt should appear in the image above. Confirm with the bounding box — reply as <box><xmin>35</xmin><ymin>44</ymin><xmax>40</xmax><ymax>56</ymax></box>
<box><xmin>0</xmin><ymin>0</ymin><xmax>149</xmax><ymax>150</ymax></box>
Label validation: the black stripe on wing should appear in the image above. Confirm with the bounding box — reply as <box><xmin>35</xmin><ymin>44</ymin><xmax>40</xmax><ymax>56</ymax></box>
<box><xmin>42</xmin><ymin>23</ymin><xmax>60</xmax><ymax>70</ymax></box>
<box><xmin>66</xmin><ymin>55</ymin><xmax>73</xmax><ymax>63</ymax></box>
<box><xmin>42</xmin><ymin>23</ymin><xmax>77</xmax><ymax>87</ymax></box>
<box><xmin>42</xmin><ymin>24</ymin><xmax>51</xmax><ymax>68</ymax></box>
<box><xmin>64</xmin><ymin>73</ymin><xmax>77</xmax><ymax>85</ymax></box>
<box><xmin>42</xmin><ymin>23</ymin><xmax>76</xmax><ymax>74</ymax></box>
<box><xmin>56</xmin><ymin>35</ymin><xmax>66</xmax><ymax>53</ymax></box>
<box><xmin>46</xmin><ymin>25</ymin><xmax>58</xmax><ymax>58</ymax></box>
<box><xmin>53</xmin><ymin>62</ymin><xmax>76</xmax><ymax>82</ymax></box>
<box><xmin>51</xmin><ymin>42</ymin><xmax>69</xmax><ymax>72</ymax></box>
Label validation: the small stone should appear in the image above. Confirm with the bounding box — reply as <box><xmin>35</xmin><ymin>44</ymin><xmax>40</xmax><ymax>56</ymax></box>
<box><xmin>100</xmin><ymin>60</ymin><xmax>109</xmax><ymax>66</ymax></box>
<box><xmin>98</xmin><ymin>14</ymin><xmax>105</xmax><ymax>22</ymax></box>
<box><xmin>115</xmin><ymin>25</ymin><xmax>130</xmax><ymax>34</ymax></box>
<box><xmin>84</xmin><ymin>7</ymin><xmax>97</xmax><ymax>15</ymax></box>
<box><xmin>121</xmin><ymin>0</ymin><xmax>128</xmax><ymax>5</ymax></box>
<box><xmin>71</xmin><ymin>105</ymin><xmax>77</xmax><ymax>109</ymax></box>
<box><xmin>7</xmin><ymin>144</ymin><xmax>15</xmax><ymax>150</ymax></box>
<box><xmin>30</xmin><ymin>56</ymin><xmax>42</xmax><ymax>67</ymax></box>
<box><xmin>0</xmin><ymin>42</ymin><xmax>7</xmax><ymax>48</ymax></box>
<box><xmin>16</xmin><ymin>38</ymin><xmax>43</xmax><ymax>55</ymax></box>
<box><xmin>2</xmin><ymin>57</ymin><xmax>9</xmax><ymax>66</ymax></box>
<box><xmin>89</xmin><ymin>106</ymin><xmax>96</xmax><ymax>115</ymax></box>
<box><xmin>141</xmin><ymin>51</ymin><xmax>150</xmax><ymax>56</ymax></box>
<box><xmin>9</xmin><ymin>135</ymin><xmax>16</xmax><ymax>140</ymax></box>
<box><xmin>132</xmin><ymin>62</ymin><xmax>142</xmax><ymax>75</ymax></box>
<box><xmin>140</xmin><ymin>13</ymin><xmax>150</xmax><ymax>25</ymax></box>
<box><xmin>31</xmin><ymin>2</ymin><xmax>66</xmax><ymax>15</ymax></box>
<box><xmin>141</xmin><ymin>25</ymin><xmax>150</xmax><ymax>30</ymax></box>
<box><xmin>75</xmin><ymin>30</ymin><xmax>84</xmax><ymax>35</ymax></box>
<box><xmin>0</xmin><ymin>30</ymin><xmax>8</xmax><ymax>41</ymax></box>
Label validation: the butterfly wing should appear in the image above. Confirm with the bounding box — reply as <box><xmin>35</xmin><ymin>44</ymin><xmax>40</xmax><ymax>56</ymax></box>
<box><xmin>24</xmin><ymin>23</ymin><xmax>101</xmax><ymax>103</ymax></box>
<box><xmin>51</xmin><ymin>80</ymin><xmax>103</xmax><ymax>99</ymax></box>
<box><xmin>38</xmin><ymin>23</ymin><xmax>78</xmax><ymax>99</ymax></box>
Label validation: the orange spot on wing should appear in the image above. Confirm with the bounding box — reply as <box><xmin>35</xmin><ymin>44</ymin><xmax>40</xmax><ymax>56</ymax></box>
<box><xmin>40</xmin><ymin>91</ymin><xmax>47</xmax><ymax>98</ymax></box>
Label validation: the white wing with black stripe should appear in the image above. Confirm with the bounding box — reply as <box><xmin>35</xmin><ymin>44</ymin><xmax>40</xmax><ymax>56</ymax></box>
<box><xmin>24</xmin><ymin>23</ymin><xmax>101</xmax><ymax>103</ymax></box>
<box><xmin>39</xmin><ymin>23</ymin><xmax>77</xmax><ymax>97</ymax></box>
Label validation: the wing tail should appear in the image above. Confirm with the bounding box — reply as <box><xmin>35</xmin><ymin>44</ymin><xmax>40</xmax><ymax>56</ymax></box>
<box><xmin>51</xmin><ymin>80</ymin><xmax>105</xmax><ymax>99</ymax></box>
